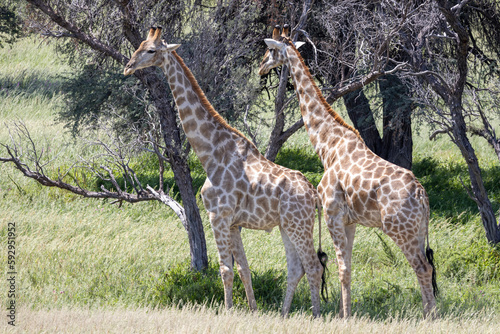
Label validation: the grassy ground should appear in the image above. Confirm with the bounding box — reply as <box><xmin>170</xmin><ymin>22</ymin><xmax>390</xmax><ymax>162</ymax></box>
<box><xmin>1</xmin><ymin>37</ymin><xmax>500</xmax><ymax>332</ymax></box>
<box><xmin>2</xmin><ymin>305</ymin><xmax>500</xmax><ymax>334</ymax></box>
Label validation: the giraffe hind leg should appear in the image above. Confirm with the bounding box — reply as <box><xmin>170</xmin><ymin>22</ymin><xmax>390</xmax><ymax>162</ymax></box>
<box><xmin>416</xmin><ymin>249</ymin><xmax>438</xmax><ymax>318</ymax></box>
<box><xmin>279</xmin><ymin>226</ymin><xmax>305</xmax><ymax>317</ymax></box>
<box><xmin>329</xmin><ymin>222</ymin><xmax>355</xmax><ymax>318</ymax></box>
<box><xmin>383</xmin><ymin>223</ymin><xmax>437</xmax><ymax>318</ymax></box>
<box><xmin>280</xmin><ymin>222</ymin><xmax>323</xmax><ymax>318</ymax></box>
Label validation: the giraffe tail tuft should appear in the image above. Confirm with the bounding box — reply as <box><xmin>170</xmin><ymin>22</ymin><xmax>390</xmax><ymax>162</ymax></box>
<box><xmin>419</xmin><ymin>182</ymin><xmax>438</xmax><ymax>298</ymax></box>
<box><xmin>317</xmin><ymin>249</ymin><xmax>329</xmax><ymax>302</ymax></box>
<box><xmin>425</xmin><ymin>245</ymin><xmax>439</xmax><ymax>298</ymax></box>
<box><xmin>315</xmin><ymin>194</ymin><xmax>329</xmax><ymax>302</ymax></box>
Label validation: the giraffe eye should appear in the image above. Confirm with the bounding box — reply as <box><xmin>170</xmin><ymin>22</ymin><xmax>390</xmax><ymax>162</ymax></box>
<box><xmin>147</xmin><ymin>50</ymin><xmax>156</xmax><ymax>54</ymax></box>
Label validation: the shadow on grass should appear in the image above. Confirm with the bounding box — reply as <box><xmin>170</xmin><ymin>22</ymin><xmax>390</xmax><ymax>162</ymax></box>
<box><xmin>150</xmin><ymin>258</ymin><xmax>500</xmax><ymax>319</ymax></box>
<box><xmin>275</xmin><ymin>147</ymin><xmax>323</xmax><ymax>174</ymax></box>
<box><xmin>0</xmin><ymin>70</ymin><xmax>67</xmax><ymax>100</ymax></box>
<box><xmin>151</xmin><ymin>260</ymin><xmax>286</xmax><ymax>312</ymax></box>
<box><xmin>413</xmin><ymin>157</ymin><xmax>500</xmax><ymax>224</ymax></box>
<box><xmin>275</xmin><ymin>147</ymin><xmax>324</xmax><ymax>187</ymax></box>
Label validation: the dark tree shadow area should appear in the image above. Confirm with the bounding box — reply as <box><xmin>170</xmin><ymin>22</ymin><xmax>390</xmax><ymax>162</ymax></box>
<box><xmin>151</xmin><ymin>260</ymin><xmax>288</xmax><ymax>312</ymax></box>
<box><xmin>0</xmin><ymin>71</ymin><xmax>67</xmax><ymax>100</ymax></box>
<box><xmin>413</xmin><ymin>157</ymin><xmax>500</xmax><ymax>224</ymax></box>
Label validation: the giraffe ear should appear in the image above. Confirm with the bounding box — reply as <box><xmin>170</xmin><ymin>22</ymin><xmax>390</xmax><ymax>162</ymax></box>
<box><xmin>166</xmin><ymin>44</ymin><xmax>181</xmax><ymax>51</ymax></box>
<box><xmin>264</xmin><ymin>38</ymin><xmax>285</xmax><ymax>50</ymax></box>
<box><xmin>159</xmin><ymin>43</ymin><xmax>181</xmax><ymax>52</ymax></box>
<box><xmin>294</xmin><ymin>41</ymin><xmax>306</xmax><ymax>49</ymax></box>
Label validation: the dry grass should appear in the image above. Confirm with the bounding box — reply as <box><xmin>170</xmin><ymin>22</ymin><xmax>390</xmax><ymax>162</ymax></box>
<box><xmin>2</xmin><ymin>305</ymin><xmax>499</xmax><ymax>334</ymax></box>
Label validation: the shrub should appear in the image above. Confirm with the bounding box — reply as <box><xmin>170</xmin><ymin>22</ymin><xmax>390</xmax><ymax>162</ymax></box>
<box><xmin>151</xmin><ymin>260</ymin><xmax>287</xmax><ymax>311</ymax></box>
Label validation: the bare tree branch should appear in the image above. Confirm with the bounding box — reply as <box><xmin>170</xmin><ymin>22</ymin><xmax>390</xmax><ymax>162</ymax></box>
<box><xmin>25</xmin><ymin>0</ymin><xmax>128</xmax><ymax>64</ymax></box>
<box><xmin>0</xmin><ymin>122</ymin><xmax>188</xmax><ymax>231</ymax></box>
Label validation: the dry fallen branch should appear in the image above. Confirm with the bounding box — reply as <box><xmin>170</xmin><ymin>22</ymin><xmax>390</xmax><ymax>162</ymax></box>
<box><xmin>0</xmin><ymin>121</ymin><xmax>188</xmax><ymax>230</ymax></box>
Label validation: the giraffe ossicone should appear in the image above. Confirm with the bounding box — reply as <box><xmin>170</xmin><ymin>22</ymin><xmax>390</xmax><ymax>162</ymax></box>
<box><xmin>124</xmin><ymin>27</ymin><xmax>328</xmax><ymax>317</ymax></box>
<box><xmin>259</xmin><ymin>25</ymin><xmax>438</xmax><ymax>318</ymax></box>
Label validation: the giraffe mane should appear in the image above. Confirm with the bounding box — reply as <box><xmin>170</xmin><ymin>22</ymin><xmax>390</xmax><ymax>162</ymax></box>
<box><xmin>286</xmin><ymin>41</ymin><xmax>363</xmax><ymax>142</ymax></box>
<box><xmin>171</xmin><ymin>51</ymin><xmax>258</xmax><ymax>150</ymax></box>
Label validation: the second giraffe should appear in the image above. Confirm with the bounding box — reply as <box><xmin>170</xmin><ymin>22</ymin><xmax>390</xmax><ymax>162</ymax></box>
<box><xmin>259</xmin><ymin>25</ymin><xmax>437</xmax><ymax>318</ymax></box>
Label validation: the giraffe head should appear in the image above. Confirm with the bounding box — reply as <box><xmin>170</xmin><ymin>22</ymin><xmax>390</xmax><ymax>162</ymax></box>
<box><xmin>258</xmin><ymin>25</ymin><xmax>305</xmax><ymax>76</ymax></box>
<box><xmin>123</xmin><ymin>27</ymin><xmax>180</xmax><ymax>76</ymax></box>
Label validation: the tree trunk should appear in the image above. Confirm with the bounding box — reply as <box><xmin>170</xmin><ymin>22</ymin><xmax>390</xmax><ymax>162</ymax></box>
<box><xmin>170</xmin><ymin>155</ymin><xmax>208</xmax><ymax>270</ymax></box>
<box><xmin>379</xmin><ymin>74</ymin><xmax>413</xmax><ymax>170</ymax></box>
<box><xmin>140</xmin><ymin>70</ymin><xmax>209</xmax><ymax>271</ymax></box>
<box><xmin>265</xmin><ymin>66</ymin><xmax>290</xmax><ymax>162</ymax></box>
<box><xmin>450</xmin><ymin>101</ymin><xmax>500</xmax><ymax>244</ymax></box>
<box><xmin>117</xmin><ymin>4</ymin><xmax>209</xmax><ymax>270</ymax></box>
<box><xmin>343</xmin><ymin>78</ymin><xmax>413</xmax><ymax>170</ymax></box>
<box><xmin>343</xmin><ymin>89</ymin><xmax>383</xmax><ymax>154</ymax></box>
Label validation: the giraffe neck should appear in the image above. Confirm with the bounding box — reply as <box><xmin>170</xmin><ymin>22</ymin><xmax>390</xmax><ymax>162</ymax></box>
<box><xmin>285</xmin><ymin>46</ymin><xmax>363</xmax><ymax>168</ymax></box>
<box><xmin>161</xmin><ymin>51</ymin><xmax>253</xmax><ymax>169</ymax></box>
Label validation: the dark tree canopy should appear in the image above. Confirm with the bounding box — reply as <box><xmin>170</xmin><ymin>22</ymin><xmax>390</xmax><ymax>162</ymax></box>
<box><xmin>0</xmin><ymin>1</ymin><xmax>22</xmax><ymax>47</ymax></box>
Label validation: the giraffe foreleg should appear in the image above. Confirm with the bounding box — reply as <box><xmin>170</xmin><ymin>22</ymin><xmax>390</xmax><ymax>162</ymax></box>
<box><xmin>210</xmin><ymin>214</ymin><xmax>235</xmax><ymax>310</ymax></box>
<box><xmin>279</xmin><ymin>226</ymin><xmax>305</xmax><ymax>317</ymax></box>
<box><xmin>337</xmin><ymin>223</ymin><xmax>356</xmax><ymax>318</ymax></box>
<box><xmin>229</xmin><ymin>227</ymin><xmax>257</xmax><ymax>311</ymax></box>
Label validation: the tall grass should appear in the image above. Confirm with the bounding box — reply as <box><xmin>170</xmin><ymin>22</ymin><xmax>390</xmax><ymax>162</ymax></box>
<box><xmin>1</xmin><ymin>37</ymin><xmax>500</xmax><ymax>331</ymax></box>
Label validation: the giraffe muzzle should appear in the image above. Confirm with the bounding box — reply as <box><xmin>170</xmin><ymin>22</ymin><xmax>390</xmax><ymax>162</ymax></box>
<box><xmin>123</xmin><ymin>63</ymin><xmax>135</xmax><ymax>76</ymax></box>
<box><xmin>258</xmin><ymin>64</ymin><xmax>270</xmax><ymax>76</ymax></box>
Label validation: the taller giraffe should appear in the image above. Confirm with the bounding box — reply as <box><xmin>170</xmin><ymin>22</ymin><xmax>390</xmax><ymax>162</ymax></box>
<box><xmin>259</xmin><ymin>26</ymin><xmax>437</xmax><ymax>318</ymax></box>
<box><xmin>124</xmin><ymin>27</ymin><xmax>326</xmax><ymax>317</ymax></box>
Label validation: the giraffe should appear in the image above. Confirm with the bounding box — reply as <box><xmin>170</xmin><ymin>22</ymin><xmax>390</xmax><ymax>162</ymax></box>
<box><xmin>259</xmin><ymin>25</ymin><xmax>437</xmax><ymax>318</ymax></box>
<box><xmin>123</xmin><ymin>27</ymin><xmax>327</xmax><ymax>317</ymax></box>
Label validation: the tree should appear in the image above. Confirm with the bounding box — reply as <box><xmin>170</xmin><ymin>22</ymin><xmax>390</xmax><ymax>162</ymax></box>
<box><xmin>403</xmin><ymin>0</ymin><xmax>500</xmax><ymax>243</ymax></box>
<box><xmin>311</xmin><ymin>0</ymin><xmax>419</xmax><ymax>170</ymax></box>
<box><xmin>262</xmin><ymin>1</ymin><xmax>312</xmax><ymax>162</ymax></box>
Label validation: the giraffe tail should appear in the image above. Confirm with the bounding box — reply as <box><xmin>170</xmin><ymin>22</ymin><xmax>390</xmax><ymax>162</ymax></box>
<box><xmin>316</xmin><ymin>195</ymin><xmax>329</xmax><ymax>302</ymax></box>
<box><xmin>418</xmin><ymin>185</ymin><xmax>438</xmax><ymax>298</ymax></box>
<box><xmin>425</xmin><ymin>244</ymin><xmax>438</xmax><ymax>298</ymax></box>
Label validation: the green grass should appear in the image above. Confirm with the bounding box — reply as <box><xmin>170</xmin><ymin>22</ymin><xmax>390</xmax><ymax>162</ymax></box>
<box><xmin>1</xmin><ymin>36</ymin><xmax>500</xmax><ymax>327</ymax></box>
